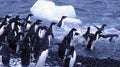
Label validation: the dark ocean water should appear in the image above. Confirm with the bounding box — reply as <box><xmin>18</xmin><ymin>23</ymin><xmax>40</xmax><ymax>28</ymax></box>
<box><xmin>0</xmin><ymin>0</ymin><xmax>120</xmax><ymax>66</ymax></box>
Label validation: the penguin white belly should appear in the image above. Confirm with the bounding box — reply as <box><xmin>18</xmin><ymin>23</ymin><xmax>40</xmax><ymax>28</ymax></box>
<box><xmin>0</xmin><ymin>55</ymin><xmax>2</xmax><ymax>63</ymax></box>
<box><xmin>17</xmin><ymin>25</ymin><xmax>21</xmax><ymax>32</ymax></box>
<box><xmin>39</xmin><ymin>30</ymin><xmax>46</xmax><ymax>38</ymax></box>
<box><xmin>69</xmin><ymin>51</ymin><xmax>76</xmax><ymax>67</ymax></box>
<box><xmin>26</xmin><ymin>23</ymin><xmax>31</xmax><ymax>30</ymax></box>
<box><xmin>11</xmin><ymin>23</ymin><xmax>15</xmax><ymax>30</ymax></box>
<box><xmin>48</xmin><ymin>35</ymin><xmax>52</xmax><ymax>47</ymax></box>
<box><xmin>36</xmin><ymin>49</ymin><xmax>49</xmax><ymax>67</ymax></box>
<box><xmin>0</xmin><ymin>26</ymin><xmax>5</xmax><ymax>36</ymax></box>
<box><xmin>28</xmin><ymin>17</ymin><xmax>31</xmax><ymax>21</ymax></box>
<box><xmin>35</xmin><ymin>25</ymin><xmax>39</xmax><ymax>32</ymax></box>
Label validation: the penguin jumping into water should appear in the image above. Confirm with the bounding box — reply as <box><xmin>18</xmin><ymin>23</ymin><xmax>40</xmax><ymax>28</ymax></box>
<box><xmin>94</xmin><ymin>24</ymin><xmax>107</xmax><ymax>35</ymax></box>
<box><xmin>57</xmin><ymin>16</ymin><xmax>67</xmax><ymax>28</ymax></box>
<box><xmin>64</xmin><ymin>46</ymin><xmax>77</xmax><ymax>67</ymax></box>
<box><xmin>86</xmin><ymin>31</ymin><xmax>99</xmax><ymax>50</ymax></box>
<box><xmin>99</xmin><ymin>34</ymin><xmax>119</xmax><ymax>42</ymax></box>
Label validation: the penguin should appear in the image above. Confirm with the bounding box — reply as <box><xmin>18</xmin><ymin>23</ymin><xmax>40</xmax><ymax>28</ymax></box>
<box><xmin>20</xmin><ymin>34</ymin><xmax>31</xmax><ymax>67</ymax></box>
<box><xmin>35</xmin><ymin>48</ymin><xmax>49</xmax><ymax>67</ymax></box>
<box><xmin>0</xmin><ymin>23</ymin><xmax>6</xmax><ymax>36</ymax></box>
<box><xmin>57</xmin><ymin>16</ymin><xmax>67</xmax><ymax>28</ymax></box>
<box><xmin>64</xmin><ymin>46</ymin><xmax>77</xmax><ymax>67</ymax></box>
<box><xmin>27</xmin><ymin>20</ymin><xmax>42</xmax><ymax>44</ymax></box>
<box><xmin>0</xmin><ymin>43</ymin><xmax>10</xmax><ymax>67</ymax></box>
<box><xmin>39</xmin><ymin>26</ymin><xmax>48</xmax><ymax>39</ymax></box>
<box><xmin>35</xmin><ymin>31</ymin><xmax>52</xmax><ymax>67</ymax></box>
<box><xmin>70</xmin><ymin>32</ymin><xmax>80</xmax><ymax>46</ymax></box>
<box><xmin>86</xmin><ymin>31</ymin><xmax>99</xmax><ymax>50</ymax></box>
<box><xmin>82</xmin><ymin>27</ymin><xmax>90</xmax><ymax>41</ymax></box>
<box><xmin>0</xmin><ymin>15</ymin><xmax>11</xmax><ymax>25</ymax></box>
<box><xmin>94</xmin><ymin>24</ymin><xmax>107</xmax><ymax>35</ymax></box>
<box><xmin>25</xmin><ymin>14</ymin><xmax>33</xmax><ymax>21</ymax></box>
<box><xmin>99</xmin><ymin>34</ymin><xmax>119</xmax><ymax>42</ymax></box>
<box><xmin>15</xmin><ymin>32</ymin><xmax>24</xmax><ymax>54</ymax></box>
<box><xmin>45</xmin><ymin>22</ymin><xmax>57</xmax><ymax>41</ymax></box>
<box><xmin>57</xmin><ymin>28</ymin><xmax>77</xmax><ymax>60</ymax></box>
<box><xmin>25</xmin><ymin>21</ymin><xmax>32</xmax><ymax>31</ymax></box>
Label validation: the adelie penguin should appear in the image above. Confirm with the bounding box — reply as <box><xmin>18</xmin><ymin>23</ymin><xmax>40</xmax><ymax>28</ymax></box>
<box><xmin>99</xmin><ymin>34</ymin><xmax>119</xmax><ymax>42</ymax></box>
<box><xmin>82</xmin><ymin>27</ymin><xmax>90</xmax><ymax>41</ymax></box>
<box><xmin>45</xmin><ymin>22</ymin><xmax>57</xmax><ymax>41</ymax></box>
<box><xmin>0</xmin><ymin>15</ymin><xmax>11</xmax><ymax>25</ymax></box>
<box><xmin>57</xmin><ymin>16</ymin><xmax>67</xmax><ymax>28</ymax></box>
<box><xmin>86</xmin><ymin>31</ymin><xmax>99</xmax><ymax>50</ymax></box>
<box><xmin>57</xmin><ymin>28</ymin><xmax>77</xmax><ymax>60</ymax></box>
<box><xmin>94</xmin><ymin>24</ymin><xmax>107</xmax><ymax>35</ymax></box>
<box><xmin>20</xmin><ymin>34</ymin><xmax>31</xmax><ymax>67</ymax></box>
<box><xmin>35</xmin><ymin>30</ymin><xmax>52</xmax><ymax>67</ymax></box>
<box><xmin>64</xmin><ymin>46</ymin><xmax>77</xmax><ymax>67</ymax></box>
<box><xmin>0</xmin><ymin>43</ymin><xmax>10</xmax><ymax>67</ymax></box>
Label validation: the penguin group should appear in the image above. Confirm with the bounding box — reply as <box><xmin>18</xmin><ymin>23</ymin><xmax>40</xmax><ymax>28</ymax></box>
<box><xmin>81</xmin><ymin>24</ymin><xmax>119</xmax><ymax>50</ymax></box>
<box><xmin>0</xmin><ymin>14</ymin><xmax>119</xmax><ymax>67</ymax></box>
<box><xmin>0</xmin><ymin>14</ymin><xmax>77</xmax><ymax>67</ymax></box>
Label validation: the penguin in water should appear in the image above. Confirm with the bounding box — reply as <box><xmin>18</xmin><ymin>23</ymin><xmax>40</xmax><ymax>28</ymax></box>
<box><xmin>57</xmin><ymin>16</ymin><xmax>67</xmax><ymax>28</ymax></box>
<box><xmin>94</xmin><ymin>24</ymin><xmax>107</xmax><ymax>35</ymax></box>
<box><xmin>64</xmin><ymin>46</ymin><xmax>77</xmax><ymax>67</ymax></box>
<box><xmin>99</xmin><ymin>34</ymin><xmax>119</xmax><ymax>42</ymax></box>
<box><xmin>86</xmin><ymin>31</ymin><xmax>99</xmax><ymax>50</ymax></box>
<box><xmin>0</xmin><ymin>43</ymin><xmax>10</xmax><ymax>67</ymax></box>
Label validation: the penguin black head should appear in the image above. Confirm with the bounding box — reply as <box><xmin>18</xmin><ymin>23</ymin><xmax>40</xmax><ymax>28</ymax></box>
<box><xmin>62</xmin><ymin>16</ymin><xmax>67</xmax><ymax>19</ymax></box>
<box><xmin>87</xmin><ymin>27</ymin><xmax>90</xmax><ymax>30</ymax></box>
<box><xmin>35</xmin><ymin>19</ymin><xmax>42</xmax><ymax>25</ymax></box>
<box><xmin>5</xmin><ymin>15</ymin><xmax>11</xmax><ymax>18</ymax></box>
<box><xmin>16</xmin><ymin>15</ymin><xmax>21</xmax><ymax>20</ymax></box>
<box><xmin>103</xmin><ymin>24</ymin><xmax>107</xmax><ymax>27</ymax></box>
<box><xmin>42</xmin><ymin>26</ymin><xmax>48</xmax><ymax>30</ymax></box>
<box><xmin>51</xmin><ymin>22</ymin><xmax>57</xmax><ymax>25</ymax></box>
<box><xmin>71</xmin><ymin>28</ymin><xmax>77</xmax><ymax>32</ymax></box>
<box><xmin>28</xmin><ymin>14</ymin><xmax>33</xmax><ymax>16</ymax></box>
<box><xmin>27</xmin><ymin>21</ymin><xmax>32</xmax><ymax>23</ymax></box>
<box><xmin>75</xmin><ymin>32</ymin><xmax>80</xmax><ymax>36</ymax></box>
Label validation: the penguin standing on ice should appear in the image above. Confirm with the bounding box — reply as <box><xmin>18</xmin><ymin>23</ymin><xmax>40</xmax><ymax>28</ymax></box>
<box><xmin>57</xmin><ymin>16</ymin><xmax>67</xmax><ymax>28</ymax></box>
<box><xmin>45</xmin><ymin>22</ymin><xmax>57</xmax><ymax>43</ymax></box>
<box><xmin>64</xmin><ymin>46</ymin><xmax>77</xmax><ymax>67</ymax></box>
<box><xmin>35</xmin><ymin>30</ymin><xmax>52</xmax><ymax>67</ymax></box>
<box><xmin>20</xmin><ymin>34</ymin><xmax>31</xmax><ymax>67</ymax></box>
<box><xmin>0</xmin><ymin>43</ymin><xmax>10</xmax><ymax>67</ymax></box>
<box><xmin>23</xmin><ymin>14</ymin><xmax>33</xmax><ymax>31</ymax></box>
<box><xmin>57</xmin><ymin>28</ymin><xmax>77</xmax><ymax>60</ymax></box>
